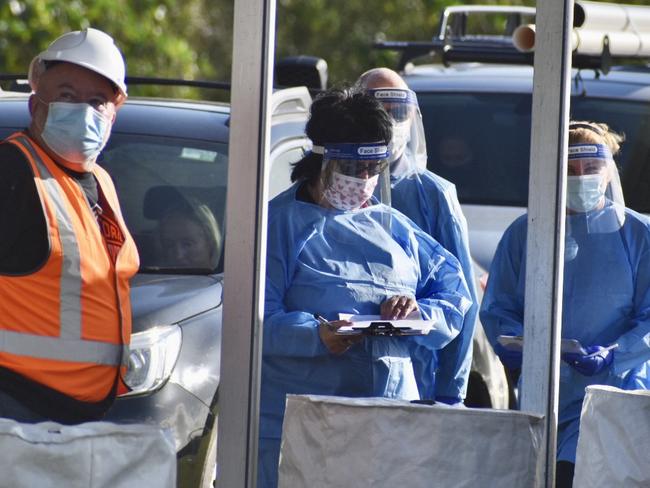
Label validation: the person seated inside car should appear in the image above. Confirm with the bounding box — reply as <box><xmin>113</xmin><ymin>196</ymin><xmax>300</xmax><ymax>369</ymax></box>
<box><xmin>158</xmin><ymin>198</ymin><xmax>222</xmax><ymax>270</ymax></box>
<box><xmin>433</xmin><ymin>134</ymin><xmax>477</xmax><ymax>200</ymax></box>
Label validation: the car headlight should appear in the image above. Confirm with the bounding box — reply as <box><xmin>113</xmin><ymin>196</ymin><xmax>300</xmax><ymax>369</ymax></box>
<box><xmin>121</xmin><ymin>325</ymin><xmax>182</xmax><ymax>396</ymax></box>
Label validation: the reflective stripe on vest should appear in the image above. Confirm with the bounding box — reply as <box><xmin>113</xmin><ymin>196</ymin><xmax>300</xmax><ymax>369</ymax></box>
<box><xmin>2</xmin><ymin>136</ymin><xmax>124</xmax><ymax>367</ymax></box>
<box><xmin>0</xmin><ymin>330</ymin><xmax>123</xmax><ymax>364</ymax></box>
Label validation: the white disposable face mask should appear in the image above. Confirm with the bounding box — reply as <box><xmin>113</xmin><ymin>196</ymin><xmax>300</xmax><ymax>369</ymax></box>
<box><xmin>567</xmin><ymin>174</ymin><xmax>606</xmax><ymax>212</ymax></box>
<box><xmin>41</xmin><ymin>102</ymin><xmax>111</xmax><ymax>171</ymax></box>
<box><xmin>388</xmin><ymin>120</ymin><xmax>410</xmax><ymax>164</ymax></box>
<box><xmin>323</xmin><ymin>172</ymin><xmax>379</xmax><ymax>210</ymax></box>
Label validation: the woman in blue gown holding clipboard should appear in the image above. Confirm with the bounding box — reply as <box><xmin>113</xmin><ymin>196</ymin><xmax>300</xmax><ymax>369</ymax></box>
<box><xmin>259</xmin><ymin>87</ymin><xmax>472</xmax><ymax>488</ymax></box>
<box><xmin>480</xmin><ymin>121</ymin><xmax>650</xmax><ymax>487</ymax></box>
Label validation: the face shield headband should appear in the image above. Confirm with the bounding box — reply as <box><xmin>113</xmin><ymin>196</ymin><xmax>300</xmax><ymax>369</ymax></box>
<box><xmin>320</xmin><ymin>142</ymin><xmax>390</xmax><ymax>180</ymax></box>
<box><xmin>567</xmin><ymin>143</ymin><xmax>612</xmax><ymax>163</ymax></box>
<box><xmin>367</xmin><ymin>88</ymin><xmax>418</xmax><ymax>122</ymax></box>
<box><xmin>321</xmin><ymin>142</ymin><xmax>389</xmax><ymax>163</ymax></box>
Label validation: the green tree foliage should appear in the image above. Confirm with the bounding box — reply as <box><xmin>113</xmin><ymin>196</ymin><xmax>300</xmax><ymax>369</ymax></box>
<box><xmin>1</xmin><ymin>0</ymin><xmax>648</xmax><ymax>97</ymax></box>
<box><xmin>0</xmin><ymin>0</ymin><xmax>233</xmax><ymax>99</ymax></box>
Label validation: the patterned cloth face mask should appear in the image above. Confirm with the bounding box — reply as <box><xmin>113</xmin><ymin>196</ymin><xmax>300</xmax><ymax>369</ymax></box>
<box><xmin>323</xmin><ymin>172</ymin><xmax>379</xmax><ymax>210</ymax></box>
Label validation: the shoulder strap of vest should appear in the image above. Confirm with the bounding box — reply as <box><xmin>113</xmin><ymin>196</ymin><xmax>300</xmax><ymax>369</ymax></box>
<box><xmin>4</xmin><ymin>131</ymin><xmax>27</xmax><ymax>143</ymax></box>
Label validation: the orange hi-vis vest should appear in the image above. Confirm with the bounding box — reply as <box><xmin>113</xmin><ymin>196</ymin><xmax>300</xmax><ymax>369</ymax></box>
<box><xmin>0</xmin><ymin>133</ymin><xmax>139</xmax><ymax>403</ymax></box>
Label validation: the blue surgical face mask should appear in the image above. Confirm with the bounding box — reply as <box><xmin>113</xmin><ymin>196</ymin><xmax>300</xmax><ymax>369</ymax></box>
<box><xmin>41</xmin><ymin>102</ymin><xmax>111</xmax><ymax>170</ymax></box>
<box><xmin>567</xmin><ymin>174</ymin><xmax>605</xmax><ymax>212</ymax></box>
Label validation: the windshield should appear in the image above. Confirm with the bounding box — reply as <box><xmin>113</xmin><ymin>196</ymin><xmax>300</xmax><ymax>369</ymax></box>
<box><xmin>99</xmin><ymin>134</ymin><xmax>228</xmax><ymax>274</ymax></box>
<box><xmin>418</xmin><ymin>93</ymin><xmax>650</xmax><ymax>212</ymax></box>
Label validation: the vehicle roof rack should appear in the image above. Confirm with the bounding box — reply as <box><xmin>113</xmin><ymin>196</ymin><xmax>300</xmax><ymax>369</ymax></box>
<box><xmin>0</xmin><ymin>74</ymin><xmax>232</xmax><ymax>93</ymax></box>
<box><xmin>126</xmin><ymin>77</ymin><xmax>231</xmax><ymax>91</ymax></box>
<box><xmin>374</xmin><ymin>5</ymin><xmax>535</xmax><ymax>70</ymax></box>
<box><xmin>0</xmin><ymin>73</ymin><xmax>320</xmax><ymax>100</ymax></box>
<box><xmin>374</xmin><ymin>2</ymin><xmax>650</xmax><ymax>74</ymax></box>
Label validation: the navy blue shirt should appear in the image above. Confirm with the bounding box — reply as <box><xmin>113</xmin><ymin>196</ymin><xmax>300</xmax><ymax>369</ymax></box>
<box><xmin>0</xmin><ymin>141</ymin><xmax>98</xmax><ymax>273</ymax></box>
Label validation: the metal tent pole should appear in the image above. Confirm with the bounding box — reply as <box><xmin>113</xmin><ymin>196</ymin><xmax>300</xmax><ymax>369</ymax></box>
<box><xmin>216</xmin><ymin>0</ymin><xmax>277</xmax><ymax>485</ymax></box>
<box><xmin>520</xmin><ymin>0</ymin><xmax>574</xmax><ymax>486</ymax></box>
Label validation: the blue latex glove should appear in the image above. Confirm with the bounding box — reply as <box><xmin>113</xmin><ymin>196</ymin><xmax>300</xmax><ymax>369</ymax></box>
<box><xmin>494</xmin><ymin>343</ymin><xmax>523</xmax><ymax>370</ymax></box>
<box><xmin>562</xmin><ymin>345</ymin><xmax>614</xmax><ymax>376</ymax></box>
<box><xmin>435</xmin><ymin>396</ymin><xmax>465</xmax><ymax>407</ymax></box>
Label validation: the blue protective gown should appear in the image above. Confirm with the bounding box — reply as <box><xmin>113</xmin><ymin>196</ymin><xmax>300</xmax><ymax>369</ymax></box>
<box><xmin>480</xmin><ymin>204</ymin><xmax>650</xmax><ymax>463</ymax></box>
<box><xmin>260</xmin><ymin>183</ymin><xmax>472</xmax><ymax>487</ymax></box>
<box><xmin>391</xmin><ymin>170</ymin><xmax>478</xmax><ymax>402</ymax></box>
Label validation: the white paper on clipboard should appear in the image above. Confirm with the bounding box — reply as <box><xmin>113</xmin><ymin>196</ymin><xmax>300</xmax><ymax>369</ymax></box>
<box><xmin>497</xmin><ymin>335</ymin><xmax>587</xmax><ymax>355</ymax></box>
<box><xmin>335</xmin><ymin>310</ymin><xmax>436</xmax><ymax>336</ymax></box>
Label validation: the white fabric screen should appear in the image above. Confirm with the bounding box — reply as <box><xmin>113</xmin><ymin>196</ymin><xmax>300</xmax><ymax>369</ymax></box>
<box><xmin>574</xmin><ymin>385</ymin><xmax>650</xmax><ymax>487</ymax></box>
<box><xmin>0</xmin><ymin>419</ymin><xmax>176</xmax><ymax>488</ymax></box>
<box><xmin>279</xmin><ymin>395</ymin><xmax>544</xmax><ymax>488</ymax></box>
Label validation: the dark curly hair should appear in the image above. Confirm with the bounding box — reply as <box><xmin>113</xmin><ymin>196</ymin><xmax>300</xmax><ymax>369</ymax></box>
<box><xmin>290</xmin><ymin>86</ymin><xmax>393</xmax><ymax>183</ymax></box>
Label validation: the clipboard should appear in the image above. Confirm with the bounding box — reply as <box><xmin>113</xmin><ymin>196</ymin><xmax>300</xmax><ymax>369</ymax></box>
<box><xmin>334</xmin><ymin>312</ymin><xmax>435</xmax><ymax>336</ymax></box>
<box><xmin>349</xmin><ymin>321</ymin><xmax>418</xmax><ymax>336</ymax></box>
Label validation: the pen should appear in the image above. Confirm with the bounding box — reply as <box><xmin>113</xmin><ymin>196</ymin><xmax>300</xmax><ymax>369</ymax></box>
<box><xmin>316</xmin><ymin>315</ymin><xmax>348</xmax><ymax>333</ymax></box>
<box><xmin>315</xmin><ymin>315</ymin><xmax>333</xmax><ymax>329</ymax></box>
<box><xmin>585</xmin><ymin>343</ymin><xmax>619</xmax><ymax>358</ymax></box>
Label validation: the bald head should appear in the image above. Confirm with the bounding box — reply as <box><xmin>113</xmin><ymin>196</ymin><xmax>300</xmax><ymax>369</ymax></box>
<box><xmin>357</xmin><ymin>67</ymin><xmax>408</xmax><ymax>90</ymax></box>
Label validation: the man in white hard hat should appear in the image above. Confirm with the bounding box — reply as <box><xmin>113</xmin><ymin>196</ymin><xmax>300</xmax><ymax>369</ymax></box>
<box><xmin>357</xmin><ymin>68</ymin><xmax>478</xmax><ymax>407</ymax></box>
<box><xmin>0</xmin><ymin>28</ymin><xmax>139</xmax><ymax>424</ymax></box>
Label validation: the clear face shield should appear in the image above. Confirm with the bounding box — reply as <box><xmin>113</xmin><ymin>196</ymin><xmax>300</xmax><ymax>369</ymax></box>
<box><xmin>367</xmin><ymin>88</ymin><xmax>427</xmax><ymax>179</ymax></box>
<box><xmin>565</xmin><ymin>143</ymin><xmax>625</xmax><ymax>260</ymax></box>
<box><xmin>313</xmin><ymin>142</ymin><xmax>392</xmax><ymax>215</ymax></box>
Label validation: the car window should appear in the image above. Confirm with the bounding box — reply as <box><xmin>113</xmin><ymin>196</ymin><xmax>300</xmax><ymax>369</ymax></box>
<box><xmin>98</xmin><ymin>134</ymin><xmax>228</xmax><ymax>274</ymax></box>
<box><xmin>418</xmin><ymin>92</ymin><xmax>650</xmax><ymax>212</ymax></box>
<box><xmin>418</xmin><ymin>93</ymin><xmax>533</xmax><ymax>207</ymax></box>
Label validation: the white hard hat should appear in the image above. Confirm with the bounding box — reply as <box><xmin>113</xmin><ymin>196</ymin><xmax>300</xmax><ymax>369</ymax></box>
<box><xmin>28</xmin><ymin>28</ymin><xmax>127</xmax><ymax>99</ymax></box>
